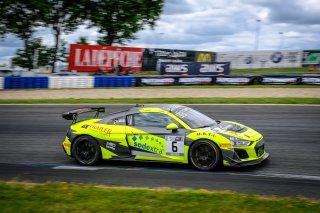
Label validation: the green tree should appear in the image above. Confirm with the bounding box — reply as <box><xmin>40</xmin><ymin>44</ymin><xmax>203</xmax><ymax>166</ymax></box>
<box><xmin>42</xmin><ymin>0</ymin><xmax>86</xmax><ymax>72</ymax></box>
<box><xmin>11</xmin><ymin>38</ymin><xmax>55</xmax><ymax>70</ymax></box>
<box><xmin>87</xmin><ymin>0</ymin><xmax>164</xmax><ymax>45</ymax></box>
<box><xmin>76</xmin><ymin>36</ymin><xmax>89</xmax><ymax>44</ymax></box>
<box><xmin>0</xmin><ymin>0</ymin><xmax>45</xmax><ymax>69</ymax></box>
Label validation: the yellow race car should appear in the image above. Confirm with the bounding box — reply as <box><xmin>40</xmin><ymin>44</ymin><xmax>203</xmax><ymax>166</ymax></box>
<box><xmin>62</xmin><ymin>104</ymin><xmax>268</xmax><ymax>171</ymax></box>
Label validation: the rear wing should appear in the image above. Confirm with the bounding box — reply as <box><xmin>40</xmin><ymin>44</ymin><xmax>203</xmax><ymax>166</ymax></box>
<box><xmin>62</xmin><ymin>107</ymin><xmax>105</xmax><ymax>123</ymax></box>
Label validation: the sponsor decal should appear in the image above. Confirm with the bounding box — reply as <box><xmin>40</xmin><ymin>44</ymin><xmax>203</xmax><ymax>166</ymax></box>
<box><xmin>154</xmin><ymin>50</ymin><xmax>187</xmax><ymax>58</ymax></box>
<box><xmin>105</xmin><ymin>142</ymin><xmax>116</xmax><ymax>150</ymax></box>
<box><xmin>219</xmin><ymin>143</ymin><xmax>232</xmax><ymax>148</ymax></box>
<box><xmin>196</xmin><ymin>52</ymin><xmax>213</xmax><ymax>62</ymax></box>
<box><xmin>165</xmin><ymin>64</ymin><xmax>189</xmax><ymax>73</ymax></box>
<box><xmin>270</xmin><ymin>52</ymin><xmax>283</xmax><ymax>63</ymax></box>
<box><xmin>196</xmin><ymin>132</ymin><xmax>216</xmax><ymax>137</ymax></box>
<box><xmin>89</xmin><ymin>124</ymin><xmax>112</xmax><ymax>137</ymax></box>
<box><xmin>165</xmin><ymin>135</ymin><xmax>184</xmax><ymax>156</ymax></box>
<box><xmin>199</xmin><ymin>64</ymin><xmax>225</xmax><ymax>73</ymax></box>
<box><xmin>133</xmin><ymin>142</ymin><xmax>163</xmax><ymax>155</ymax></box>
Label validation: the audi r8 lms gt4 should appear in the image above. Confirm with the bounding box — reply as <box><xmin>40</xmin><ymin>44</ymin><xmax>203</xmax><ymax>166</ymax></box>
<box><xmin>62</xmin><ymin>104</ymin><xmax>269</xmax><ymax>171</ymax></box>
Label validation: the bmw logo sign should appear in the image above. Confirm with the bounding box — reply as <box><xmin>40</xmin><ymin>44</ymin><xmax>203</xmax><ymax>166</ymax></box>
<box><xmin>244</xmin><ymin>56</ymin><xmax>252</xmax><ymax>64</ymax></box>
<box><xmin>271</xmin><ymin>52</ymin><xmax>283</xmax><ymax>63</ymax></box>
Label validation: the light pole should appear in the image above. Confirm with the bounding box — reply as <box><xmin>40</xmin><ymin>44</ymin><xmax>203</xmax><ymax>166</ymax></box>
<box><xmin>157</xmin><ymin>32</ymin><xmax>165</xmax><ymax>48</ymax></box>
<box><xmin>254</xmin><ymin>19</ymin><xmax>261</xmax><ymax>51</ymax></box>
<box><xmin>278</xmin><ymin>32</ymin><xmax>284</xmax><ymax>49</ymax></box>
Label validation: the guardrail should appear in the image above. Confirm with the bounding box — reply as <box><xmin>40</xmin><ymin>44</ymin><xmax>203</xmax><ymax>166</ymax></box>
<box><xmin>0</xmin><ymin>75</ymin><xmax>319</xmax><ymax>89</ymax></box>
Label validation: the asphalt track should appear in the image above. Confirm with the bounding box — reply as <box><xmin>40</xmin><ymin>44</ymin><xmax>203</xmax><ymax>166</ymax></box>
<box><xmin>0</xmin><ymin>104</ymin><xmax>319</xmax><ymax>198</ymax></box>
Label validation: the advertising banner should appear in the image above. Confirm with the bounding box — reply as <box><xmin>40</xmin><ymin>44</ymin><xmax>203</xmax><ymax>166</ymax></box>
<box><xmin>142</xmin><ymin>48</ymin><xmax>215</xmax><ymax>71</ymax></box>
<box><xmin>261</xmin><ymin>77</ymin><xmax>298</xmax><ymax>85</ymax></box>
<box><xmin>159</xmin><ymin>62</ymin><xmax>230</xmax><ymax>75</ymax></box>
<box><xmin>178</xmin><ymin>77</ymin><xmax>212</xmax><ymax>85</ymax></box>
<box><xmin>68</xmin><ymin>44</ymin><xmax>143</xmax><ymax>72</ymax></box>
<box><xmin>137</xmin><ymin>77</ymin><xmax>175</xmax><ymax>86</ymax></box>
<box><xmin>302</xmin><ymin>50</ymin><xmax>320</xmax><ymax>65</ymax></box>
<box><xmin>301</xmin><ymin>77</ymin><xmax>320</xmax><ymax>85</ymax></box>
<box><xmin>216</xmin><ymin>50</ymin><xmax>303</xmax><ymax>69</ymax></box>
<box><xmin>215</xmin><ymin>77</ymin><xmax>252</xmax><ymax>85</ymax></box>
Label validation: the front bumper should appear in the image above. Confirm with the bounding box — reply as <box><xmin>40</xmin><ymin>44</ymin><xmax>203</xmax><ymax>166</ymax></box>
<box><xmin>222</xmin><ymin>138</ymin><xmax>269</xmax><ymax>167</ymax></box>
<box><xmin>225</xmin><ymin>152</ymin><xmax>269</xmax><ymax>167</ymax></box>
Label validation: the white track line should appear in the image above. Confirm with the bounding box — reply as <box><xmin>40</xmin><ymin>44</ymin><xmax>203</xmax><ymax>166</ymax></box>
<box><xmin>51</xmin><ymin>165</ymin><xmax>320</xmax><ymax>181</ymax></box>
<box><xmin>1</xmin><ymin>104</ymin><xmax>320</xmax><ymax>106</ymax></box>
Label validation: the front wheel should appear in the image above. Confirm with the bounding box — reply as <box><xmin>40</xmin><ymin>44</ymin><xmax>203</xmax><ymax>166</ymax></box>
<box><xmin>72</xmin><ymin>136</ymin><xmax>101</xmax><ymax>166</ymax></box>
<box><xmin>189</xmin><ymin>140</ymin><xmax>221</xmax><ymax>171</ymax></box>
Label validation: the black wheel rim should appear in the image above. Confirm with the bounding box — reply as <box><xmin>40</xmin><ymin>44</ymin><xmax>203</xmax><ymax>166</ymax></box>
<box><xmin>76</xmin><ymin>140</ymin><xmax>97</xmax><ymax>163</ymax></box>
<box><xmin>191</xmin><ymin>142</ymin><xmax>217</xmax><ymax>169</ymax></box>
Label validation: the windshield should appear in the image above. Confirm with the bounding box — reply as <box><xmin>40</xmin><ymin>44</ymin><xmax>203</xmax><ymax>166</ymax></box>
<box><xmin>171</xmin><ymin>106</ymin><xmax>217</xmax><ymax>128</ymax></box>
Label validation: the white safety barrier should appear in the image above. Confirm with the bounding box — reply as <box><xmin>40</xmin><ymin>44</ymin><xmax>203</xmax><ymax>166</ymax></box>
<box><xmin>49</xmin><ymin>76</ymin><xmax>94</xmax><ymax>88</ymax></box>
<box><xmin>216</xmin><ymin>77</ymin><xmax>251</xmax><ymax>84</ymax></box>
<box><xmin>301</xmin><ymin>77</ymin><xmax>320</xmax><ymax>85</ymax></box>
<box><xmin>262</xmin><ymin>77</ymin><xmax>297</xmax><ymax>84</ymax></box>
<box><xmin>0</xmin><ymin>77</ymin><xmax>4</xmax><ymax>89</ymax></box>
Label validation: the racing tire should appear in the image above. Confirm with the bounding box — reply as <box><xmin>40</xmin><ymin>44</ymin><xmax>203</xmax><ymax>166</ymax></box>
<box><xmin>189</xmin><ymin>140</ymin><xmax>221</xmax><ymax>171</ymax></box>
<box><xmin>72</xmin><ymin>136</ymin><xmax>101</xmax><ymax>166</ymax></box>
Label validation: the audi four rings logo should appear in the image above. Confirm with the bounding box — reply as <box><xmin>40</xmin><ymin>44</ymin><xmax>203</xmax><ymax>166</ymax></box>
<box><xmin>271</xmin><ymin>52</ymin><xmax>283</xmax><ymax>63</ymax></box>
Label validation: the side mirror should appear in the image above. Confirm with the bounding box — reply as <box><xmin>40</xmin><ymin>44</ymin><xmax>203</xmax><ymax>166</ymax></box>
<box><xmin>166</xmin><ymin>123</ymin><xmax>179</xmax><ymax>132</ymax></box>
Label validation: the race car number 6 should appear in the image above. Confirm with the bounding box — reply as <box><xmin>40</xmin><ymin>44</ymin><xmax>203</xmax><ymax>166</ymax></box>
<box><xmin>165</xmin><ymin>136</ymin><xmax>184</xmax><ymax>156</ymax></box>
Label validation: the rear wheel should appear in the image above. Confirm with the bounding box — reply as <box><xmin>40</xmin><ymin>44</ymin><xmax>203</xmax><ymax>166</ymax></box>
<box><xmin>189</xmin><ymin>140</ymin><xmax>221</xmax><ymax>171</ymax></box>
<box><xmin>72</xmin><ymin>136</ymin><xmax>101</xmax><ymax>166</ymax></box>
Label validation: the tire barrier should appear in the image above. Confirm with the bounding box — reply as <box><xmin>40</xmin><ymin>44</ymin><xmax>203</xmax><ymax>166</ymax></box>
<box><xmin>0</xmin><ymin>75</ymin><xmax>319</xmax><ymax>89</ymax></box>
<box><xmin>0</xmin><ymin>77</ymin><xmax>3</xmax><ymax>89</ymax></box>
<box><xmin>49</xmin><ymin>76</ymin><xmax>94</xmax><ymax>88</ymax></box>
<box><xmin>94</xmin><ymin>76</ymin><xmax>136</xmax><ymax>87</ymax></box>
<box><xmin>4</xmin><ymin>77</ymin><xmax>49</xmax><ymax>89</ymax></box>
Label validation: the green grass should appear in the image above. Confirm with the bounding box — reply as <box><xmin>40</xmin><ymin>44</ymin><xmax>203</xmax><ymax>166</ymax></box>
<box><xmin>0</xmin><ymin>98</ymin><xmax>320</xmax><ymax>104</ymax></box>
<box><xmin>0</xmin><ymin>181</ymin><xmax>319</xmax><ymax>213</ymax></box>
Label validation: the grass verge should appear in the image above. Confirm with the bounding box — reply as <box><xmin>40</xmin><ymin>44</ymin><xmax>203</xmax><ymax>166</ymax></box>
<box><xmin>0</xmin><ymin>181</ymin><xmax>319</xmax><ymax>213</ymax></box>
<box><xmin>0</xmin><ymin>98</ymin><xmax>320</xmax><ymax>104</ymax></box>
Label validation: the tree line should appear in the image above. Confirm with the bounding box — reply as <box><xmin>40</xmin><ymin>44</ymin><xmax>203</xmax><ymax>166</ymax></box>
<box><xmin>0</xmin><ymin>0</ymin><xmax>164</xmax><ymax>71</ymax></box>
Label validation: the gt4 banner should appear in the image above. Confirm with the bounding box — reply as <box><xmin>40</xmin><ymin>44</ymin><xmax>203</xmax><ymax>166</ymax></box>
<box><xmin>160</xmin><ymin>62</ymin><xmax>230</xmax><ymax>75</ymax></box>
<box><xmin>68</xmin><ymin>44</ymin><xmax>143</xmax><ymax>72</ymax></box>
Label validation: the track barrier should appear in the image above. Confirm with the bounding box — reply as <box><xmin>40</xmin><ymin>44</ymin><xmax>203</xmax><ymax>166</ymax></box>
<box><xmin>0</xmin><ymin>75</ymin><xmax>319</xmax><ymax>89</ymax></box>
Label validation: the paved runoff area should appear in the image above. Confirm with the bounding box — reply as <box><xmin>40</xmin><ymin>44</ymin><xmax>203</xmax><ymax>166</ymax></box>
<box><xmin>0</xmin><ymin>88</ymin><xmax>320</xmax><ymax>99</ymax></box>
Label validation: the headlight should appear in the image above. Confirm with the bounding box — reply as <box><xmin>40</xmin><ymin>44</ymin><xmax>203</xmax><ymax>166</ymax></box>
<box><xmin>230</xmin><ymin>137</ymin><xmax>252</xmax><ymax>146</ymax></box>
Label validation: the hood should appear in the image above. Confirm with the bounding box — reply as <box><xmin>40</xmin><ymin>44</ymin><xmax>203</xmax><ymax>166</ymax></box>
<box><xmin>202</xmin><ymin>121</ymin><xmax>262</xmax><ymax>141</ymax></box>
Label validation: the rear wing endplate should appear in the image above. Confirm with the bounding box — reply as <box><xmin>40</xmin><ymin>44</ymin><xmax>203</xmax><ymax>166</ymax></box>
<box><xmin>62</xmin><ymin>107</ymin><xmax>105</xmax><ymax>123</ymax></box>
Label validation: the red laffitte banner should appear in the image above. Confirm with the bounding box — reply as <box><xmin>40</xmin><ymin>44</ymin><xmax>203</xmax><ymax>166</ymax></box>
<box><xmin>68</xmin><ymin>44</ymin><xmax>143</xmax><ymax>72</ymax></box>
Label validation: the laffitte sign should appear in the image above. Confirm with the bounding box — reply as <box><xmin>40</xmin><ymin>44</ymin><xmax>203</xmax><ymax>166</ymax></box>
<box><xmin>68</xmin><ymin>44</ymin><xmax>143</xmax><ymax>72</ymax></box>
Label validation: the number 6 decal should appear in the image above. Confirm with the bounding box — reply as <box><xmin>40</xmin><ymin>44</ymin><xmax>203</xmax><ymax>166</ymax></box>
<box><xmin>172</xmin><ymin>141</ymin><xmax>178</xmax><ymax>152</ymax></box>
<box><xmin>165</xmin><ymin>136</ymin><xmax>184</xmax><ymax>156</ymax></box>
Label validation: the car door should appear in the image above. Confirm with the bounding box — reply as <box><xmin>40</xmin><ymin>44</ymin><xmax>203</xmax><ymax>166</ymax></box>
<box><xmin>126</xmin><ymin>112</ymin><xmax>188</xmax><ymax>163</ymax></box>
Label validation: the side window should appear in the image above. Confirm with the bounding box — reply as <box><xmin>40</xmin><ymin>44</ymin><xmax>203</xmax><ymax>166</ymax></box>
<box><xmin>129</xmin><ymin>113</ymin><xmax>179</xmax><ymax>128</ymax></box>
<box><xmin>107</xmin><ymin>116</ymin><xmax>126</xmax><ymax>125</ymax></box>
